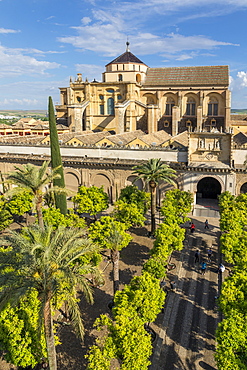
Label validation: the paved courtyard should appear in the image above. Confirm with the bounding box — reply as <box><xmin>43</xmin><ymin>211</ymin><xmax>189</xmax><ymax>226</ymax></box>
<box><xmin>150</xmin><ymin>214</ymin><xmax>222</xmax><ymax>370</ymax></box>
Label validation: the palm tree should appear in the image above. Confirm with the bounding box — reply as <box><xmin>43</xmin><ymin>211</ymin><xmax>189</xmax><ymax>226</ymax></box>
<box><xmin>132</xmin><ymin>158</ymin><xmax>177</xmax><ymax>235</ymax></box>
<box><xmin>0</xmin><ymin>224</ymin><xmax>101</xmax><ymax>370</ymax></box>
<box><xmin>5</xmin><ymin>161</ymin><xmax>62</xmax><ymax>229</ymax></box>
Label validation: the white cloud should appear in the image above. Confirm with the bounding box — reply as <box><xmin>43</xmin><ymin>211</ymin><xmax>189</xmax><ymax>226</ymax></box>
<box><xmin>237</xmin><ymin>71</ymin><xmax>247</xmax><ymax>87</ymax></box>
<box><xmin>0</xmin><ymin>45</ymin><xmax>61</xmax><ymax>77</ymax></box>
<box><xmin>81</xmin><ymin>17</ymin><xmax>91</xmax><ymax>25</ymax></box>
<box><xmin>57</xmin><ymin>1</ymin><xmax>239</xmax><ymax>60</ymax></box>
<box><xmin>58</xmin><ymin>17</ymin><xmax>238</xmax><ymax>59</ymax></box>
<box><xmin>88</xmin><ymin>0</ymin><xmax>247</xmax><ymax>25</ymax></box>
<box><xmin>229</xmin><ymin>72</ymin><xmax>247</xmax><ymax>108</ymax></box>
<box><xmin>175</xmin><ymin>54</ymin><xmax>194</xmax><ymax>61</ymax></box>
<box><xmin>0</xmin><ymin>28</ymin><xmax>20</xmax><ymax>34</ymax></box>
<box><xmin>75</xmin><ymin>63</ymin><xmax>104</xmax><ymax>81</ymax></box>
<box><xmin>0</xmin><ymin>98</ymin><xmax>39</xmax><ymax>106</ymax></box>
<box><xmin>0</xmin><ymin>79</ymin><xmax>68</xmax><ymax>109</ymax></box>
<box><xmin>124</xmin><ymin>0</ymin><xmax>247</xmax><ymax>12</ymax></box>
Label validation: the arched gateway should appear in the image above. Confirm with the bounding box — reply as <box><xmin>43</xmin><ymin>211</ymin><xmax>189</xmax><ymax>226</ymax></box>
<box><xmin>197</xmin><ymin>177</ymin><xmax>222</xmax><ymax>200</ymax></box>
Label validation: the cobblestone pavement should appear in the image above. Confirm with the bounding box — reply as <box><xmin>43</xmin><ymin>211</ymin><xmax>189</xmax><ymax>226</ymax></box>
<box><xmin>150</xmin><ymin>215</ymin><xmax>222</xmax><ymax>370</ymax></box>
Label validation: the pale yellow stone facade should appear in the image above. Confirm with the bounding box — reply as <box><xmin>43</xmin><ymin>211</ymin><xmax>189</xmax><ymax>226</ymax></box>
<box><xmin>1</xmin><ymin>45</ymin><xmax>247</xmax><ymax>209</ymax></box>
<box><xmin>56</xmin><ymin>45</ymin><xmax>231</xmax><ymax>139</ymax></box>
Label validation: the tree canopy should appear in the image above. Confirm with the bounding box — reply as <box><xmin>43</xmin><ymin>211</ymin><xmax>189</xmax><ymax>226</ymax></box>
<box><xmin>0</xmin><ymin>224</ymin><xmax>101</xmax><ymax>370</ymax></box>
<box><xmin>216</xmin><ymin>191</ymin><xmax>247</xmax><ymax>369</ymax></box>
<box><xmin>73</xmin><ymin>185</ymin><xmax>109</xmax><ymax>219</ymax></box>
<box><xmin>4</xmin><ymin>161</ymin><xmax>61</xmax><ymax>228</ymax></box>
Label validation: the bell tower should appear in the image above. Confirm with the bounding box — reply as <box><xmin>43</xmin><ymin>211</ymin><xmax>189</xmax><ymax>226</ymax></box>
<box><xmin>102</xmin><ymin>42</ymin><xmax>148</xmax><ymax>84</ymax></box>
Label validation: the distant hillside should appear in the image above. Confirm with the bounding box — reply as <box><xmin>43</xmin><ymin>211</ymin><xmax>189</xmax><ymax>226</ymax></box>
<box><xmin>0</xmin><ymin>110</ymin><xmax>47</xmax><ymax>118</ymax></box>
<box><xmin>231</xmin><ymin>109</ymin><xmax>247</xmax><ymax>115</ymax></box>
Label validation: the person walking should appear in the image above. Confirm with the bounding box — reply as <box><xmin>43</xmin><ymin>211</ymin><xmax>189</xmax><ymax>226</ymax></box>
<box><xmin>201</xmin><ymin>261</ymin><xmax>207</xmax><ymax>275</ymax></box>
<box><xmin>194</xmin><ymin>249</ymin><xmax>200</xmax><ymax>264</ymax></box>
<box><xmin>207</xmin><ymin>248</ymin><xmax>213</xmax><ymax>262</ymax></box>
<box><xmin>205</xmin><ymin>219</ymin><xmax>209</xmax><ymax>229</ymax></box>
<box><xmin>218</xmin><ymin>263</ymin><xmax>225</xmax><ymax>274</ymax></box>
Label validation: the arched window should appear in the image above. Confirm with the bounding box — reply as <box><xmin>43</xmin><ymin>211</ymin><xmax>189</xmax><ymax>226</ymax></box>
<box><xmin>165</xmin><ymin>98</ymin><xmax>175</xmax><ymax>116</ymax></box>
<box><xmin>147</xmin><ymin>96</ymin><xmax>154</xmax><ymax>104</ymax></box>
<box><xmin>136</xmin><ymin>74</ymin><xmax>141</xmax><ymax>83</ymax></box>
<box><xmin>107</xmin><ymin>98</ymin><xmax>114</xmax><ymax>115</ymax></box>
<box><xmin>186</xmin><ymin>98</ymin><xmax>196</xmax><ymax>116</ymax></box>
<box><xmin>208</xmin><ymin>98</ymin><xmax>218</xmax><ymax>116</ymax></box>
<box><xmin>118</xmin><ymin>74</ymin><xmax>123</xmax><ymax>82</ymax></box>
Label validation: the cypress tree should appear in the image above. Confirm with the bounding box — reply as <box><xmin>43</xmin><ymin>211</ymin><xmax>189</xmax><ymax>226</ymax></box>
<box><xmin>48</xmin><ymin>96</ymin><xmax>67</xmax><ymax>215</ymax></box>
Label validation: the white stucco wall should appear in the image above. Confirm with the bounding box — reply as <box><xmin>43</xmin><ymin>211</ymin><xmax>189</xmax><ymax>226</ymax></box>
<box><xmin>0</xmin><ymin>144</ymin><xmax>187</xmax><ymax>163</ymax></box>
<box><xmin>232</xmin><ymin>149</ymin><xmax>247</xmax><ymax>166</ymax></box>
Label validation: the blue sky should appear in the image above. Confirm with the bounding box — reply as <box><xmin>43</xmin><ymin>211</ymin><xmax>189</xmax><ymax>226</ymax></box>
<box><xmin>0</xmin><ymin>0</ymin><xmax>247</xmax><ymax>111</ymax></box>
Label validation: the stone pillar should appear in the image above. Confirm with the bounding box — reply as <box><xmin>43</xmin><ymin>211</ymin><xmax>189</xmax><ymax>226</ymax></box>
<box><xmin>115</xmin><ymin>106</ymin><xmax>125</xmax><ymax>134</ymax></box>
<box><xmin>225</xmin><ymin>90</ymin><xmax>231</xmax><ymax>131</ymax></box>
<box><xmin>172</xmin><ymin>106</ymin><xmax>180</xmax><ymax>136</ymax></box>
<box><xmin>147</xmin><ymin>105</ymin><xmax>158</xmax><ymax>133</ymax></box>
<box><xmin>199</xmin><ymin>91</ymin><xmax>204</xmax><ymax>106</ymax></box>
<box><xmin>197</xmin><ymin>106</ymin><xmax>203</xmax><ymax>130</ymax></box>
<box><xmin>124</xmin><ymin>104</ymin><xmax>134</xmax><ymax>132</ymax></box>
<box><xmin>177</xmin><ymin>91</ymin><xmax>182</xmax><ymax>117</ymax></box>
<box><xmin>74</xmin><ymin>107</ymin><xmax>83</xmax><ymax>132</ymax></box>
<box><xmin>85</xmin><ymin>114</ymin><xmax>91</xmax><ymax>131</ymax></box>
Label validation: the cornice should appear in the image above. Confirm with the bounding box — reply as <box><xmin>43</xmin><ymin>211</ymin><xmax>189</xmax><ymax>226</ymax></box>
<box><xmin>0</xmin><ymin>153</ymin><xmax>243</xmax><ymax>174</ymax></box>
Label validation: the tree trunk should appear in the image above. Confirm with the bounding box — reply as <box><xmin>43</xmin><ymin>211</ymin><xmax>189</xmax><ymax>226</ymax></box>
<box><xmin>111</xmin><ymin>249</ymin><xmax>120</xmax><ymax>295</ymax></box>
<box><xmin>150</xmin><ymin>184</ymin><xmax>156</xmax><ymax>235</ymax></box>
<box><xmin>36</xmin><ymin>199</ymin><xmax>44</xmax><ymax>229</ymax></box>
<box><xmin>44</xmin><ymin>297</ymin><xmax>57</xmax><ymax>370</ymax></box>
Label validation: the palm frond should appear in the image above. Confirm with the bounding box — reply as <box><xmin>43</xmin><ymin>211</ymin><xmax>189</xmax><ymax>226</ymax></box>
<box><xmin>65</xmin><ymin>291</ymin><xmax>85</xmax><ymax>340</ymax></box>
<box><xmin>132</xmin><ymin>158</ymin><xmax>177</xmax><ymax>186</ymax></box>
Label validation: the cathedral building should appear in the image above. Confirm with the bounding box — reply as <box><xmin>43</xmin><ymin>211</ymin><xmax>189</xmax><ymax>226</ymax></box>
<box><xmin>1</xmin><ymin>44</ymin><xmax>247</xmax><ymax>214</ymax></box>
<box><xmin>56</xmin><ymin>42</ymin><xmax>231</xmax><ymax>138</ymax></box>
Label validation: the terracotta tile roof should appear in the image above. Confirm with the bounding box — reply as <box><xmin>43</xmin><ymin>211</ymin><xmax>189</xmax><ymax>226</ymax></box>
<box><xmin>11</xmin><ymin>122</ymin><xmax>31</xmax><ymax>129</ymax></box>
<box><xmin>56</xmin><ymin>124</ymin><xmax>69</xmax><ymax>130</ymax></box>
<box><xmin>139</xmin><ymin>130</ymin><xmax>171</xmax><ymax>146</ymax></box>
<box><xmin>106</xmin><ymin>52</ymin><xmax>146</xmax><ymax>66</ymax></box>
<box><xmin>107</xmin><ymin>130</ymin><xmax>145</xmax><ymax>145</ymax></box>
<box><xmin>32</xmin><ymin>124</ymin><xmax>49</xmax><ymax>130</ymax></box>
<box><xmin>49</xmin><ymin>131</ymin><xmax>94</xmax><ymax>144</ymax></box>
<box><xmin>17</xmin><ymin>118</ymin><xmax>36</xmax><ymax>124</ymax></box>
<box><xmin>233</xmin><ymin>131</ymin><xmax>247</xmax><ymax>146</ymax></box>
<box><xmin>144</xmin><ymin>66</ymin><xmax>229</xmax><ymax>87</ymax></box>
<box><xmin>230</xmin><ymin>115</ymin><xmax>247</xmax><ymax>121</ymax></box>
<box><xmin>0</xmin><ymin>134</ymin><xmax>18</xmax><ymax>142</ymax></box>
<box><xmin>166</xmin><ymin>131</ymin><xmax>188</xmax><ymax>147</ymax></box>
<box><xmin>64</xmin><ymin>131</ymin><xmax>109</xmax><ymax>145</ymax></box>
<box><xmin>0</xmin><ymin>123</ymin><xmax>12</xmax><ymax>129</ymax></box>
<box><xmin>0</xmin><ymin>135</ymin><xmax>44</xmax><ymax>145</ymax></box>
